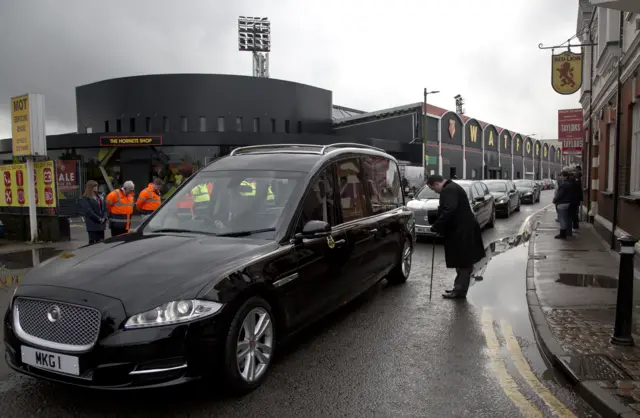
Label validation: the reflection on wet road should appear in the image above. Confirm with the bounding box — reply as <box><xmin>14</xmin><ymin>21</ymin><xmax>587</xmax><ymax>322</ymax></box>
<box><xmin>0</xmin><ymin>191</ymin><xmax>600</xmax><ymax>417</ymax></box>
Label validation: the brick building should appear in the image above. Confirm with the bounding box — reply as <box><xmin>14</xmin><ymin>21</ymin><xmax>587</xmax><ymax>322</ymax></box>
<box><xmin>577</xmin><ymin>1</ymin><xmax>640</xmax><ymax>254</ymax></box>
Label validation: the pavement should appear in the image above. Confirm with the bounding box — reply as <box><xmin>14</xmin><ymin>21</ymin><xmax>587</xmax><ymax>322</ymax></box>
<box><xmin>0</xmin><ymin>191</ymin><xmax>602</xmax><ymax>417</ymax></box>
<box><xmin>528</xmin><ymin>207</ymin><xmax>640</xmax><ymax>417</ymax></box>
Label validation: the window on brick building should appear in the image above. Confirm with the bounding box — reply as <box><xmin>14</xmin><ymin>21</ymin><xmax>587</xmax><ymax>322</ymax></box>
<box><xmin>607</xmin><ymin>125</ymin><xmax>616</xmax><ymax>192</ymax></box>
<box><xmin>631</xmin><ymin>104</ymin><xmax>640</xmax><ymax>195</ymax></box>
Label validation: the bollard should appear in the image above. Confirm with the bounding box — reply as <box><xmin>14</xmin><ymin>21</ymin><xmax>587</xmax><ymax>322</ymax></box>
<box><xmin>611</xmin><ymin>234</ymin><xmax>639</xmax><ymax>346</ymax></box>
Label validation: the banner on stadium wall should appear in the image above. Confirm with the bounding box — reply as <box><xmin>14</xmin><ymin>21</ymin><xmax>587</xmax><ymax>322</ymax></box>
<box><xmin>0</xmin><ymin>161</ymin><xmax>57</xmax><ymax>208</ymax></box>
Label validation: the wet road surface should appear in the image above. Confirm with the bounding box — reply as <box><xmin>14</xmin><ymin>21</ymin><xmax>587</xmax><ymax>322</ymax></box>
<box><xmin>0</xmin><ymin>190</ymin><xmax>600</xmax><ymax>417</ymax></box>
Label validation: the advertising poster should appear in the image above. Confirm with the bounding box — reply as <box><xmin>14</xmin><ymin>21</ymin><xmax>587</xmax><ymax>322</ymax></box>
<box><xmin>0</xmin><ymin>160</ymin><xmax>57</xmax><ymax>208</ymax></box>
<box><xmin>558</xmin><ymin>109</ymin><xmax>584</xmax><ymax>156</ymax></box>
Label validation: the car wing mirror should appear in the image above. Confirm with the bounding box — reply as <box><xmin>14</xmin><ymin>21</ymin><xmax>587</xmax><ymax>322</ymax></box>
<box><xmin>295</xmin><ymin>220</ymin><xmax>331</xmax><ymax>243</ymax></box>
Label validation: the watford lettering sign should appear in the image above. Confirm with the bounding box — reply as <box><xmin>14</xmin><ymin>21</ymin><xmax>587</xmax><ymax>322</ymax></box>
<box><xmin>100</xmin><ymin>136</ymin><xmax>163</xmax><ymax>146</ymax></box>
<box><xmin>551</xmin><ymin>51</ymin><xmax>583</xmax><ymax>95</ymax></box>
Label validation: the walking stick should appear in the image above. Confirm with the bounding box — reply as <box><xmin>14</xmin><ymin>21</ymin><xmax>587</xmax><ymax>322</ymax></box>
<box><xmin>429</xmin><ymin>237</ymin><xmax>436</xmax><ymax>300</ymax></box>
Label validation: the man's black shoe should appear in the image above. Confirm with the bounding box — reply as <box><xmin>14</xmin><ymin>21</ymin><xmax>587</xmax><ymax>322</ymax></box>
<box><xmin>442</xmin><ymin>292</ymin><xmax>466</xmax><ymax>299</ymax></box>
<box><xmin>445</xmin><ymin>289</ymin><xmax>454</xmax><ymax>293</ymax></box>
<box><xmin>473</xmin><ymin>276</ymin><xmax>484</xmax><ymax>281</ymax></box>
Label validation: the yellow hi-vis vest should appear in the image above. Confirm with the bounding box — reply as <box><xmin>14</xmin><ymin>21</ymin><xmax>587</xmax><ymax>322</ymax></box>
<box><xmin>191</xmin><ymin>184</ymin><xmax>210</xmax><ymax>203</ymax></box>
<box><xmin>239</xmin><ymin>181</ymin><xmax>275</xmax><ymax>200</ymax></box>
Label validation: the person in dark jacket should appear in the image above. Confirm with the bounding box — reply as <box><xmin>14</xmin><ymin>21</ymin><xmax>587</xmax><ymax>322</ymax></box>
<box><xmin>427</xmin><ymin>175</ymin><xmax>486</xmax><ymax>299</ymax></box>
<box><xmin>78</xmin><ymin>180</ymin><xmax>108</xmax><ymax>245</ymax></box>
<box><xmin>553</xmin><ymin>171</ymin><xmax>573</xmax><ymax>239</ymax></box>
<box><xmin>569</xmin><ymin>166</ymin><xmax>583</xmax><ymax>229</ymax></box>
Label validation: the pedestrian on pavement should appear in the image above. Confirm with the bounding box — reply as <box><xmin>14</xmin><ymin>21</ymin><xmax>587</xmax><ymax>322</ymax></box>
<box><xmin>136</xmin><ymin>178</ymin><xmax>163</xmax><ymax>215</ymax></box>
<box><xmin>569</xmin><ymin>166</ymin><xmax>583</xmax><ymax>230</ymax></box>
<box><xmin>106</xmin><ymin>180</ymin><xmax>135</xmax><ymax>237</ymax></box>
<box><xmin>426</xmin><ymin>175</ymin><xmax>486</xmax><ymax>299</ymax></box>
<box><xmin>553</xmin><ymin>170</ymin><xmax>573</xmax><ymax>239</ymax></box>
<box><xmin>78</xmin><ymin>180</ymin><xmax>107</xmax><ymax>245</ymax></box>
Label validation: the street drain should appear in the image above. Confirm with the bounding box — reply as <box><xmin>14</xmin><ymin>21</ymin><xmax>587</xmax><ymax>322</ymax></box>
<box><xmin>559</xmin><ymin>354</ymin><xmax>630</xmax><ymax>381</ymax></box>
<box><xmin>556</xmin><ymin>273</ymin><xmax>617</xmax><ymax>288</ymax></box>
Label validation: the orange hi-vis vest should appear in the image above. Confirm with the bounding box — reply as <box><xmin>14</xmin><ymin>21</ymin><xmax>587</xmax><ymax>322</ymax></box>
<box><xmin>106</xmin><ymin>188</ymin><xmax>134</xmax><ymax>230</ymax></box>
<box><xmin>136</xmin><ymin>183</ymin><xmax>161</xmax><ymax>212</ymax></box>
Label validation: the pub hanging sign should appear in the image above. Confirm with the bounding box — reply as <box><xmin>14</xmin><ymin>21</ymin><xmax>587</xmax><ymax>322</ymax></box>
<box><xmin>99</xmin><ymin>136</ymin><xmax>163</xmax><ymax>147</ymax></box>
<box><xmin>551</xmin><ymin>50</ymin><xmax>583</xmax><ymax>95</ymax></box>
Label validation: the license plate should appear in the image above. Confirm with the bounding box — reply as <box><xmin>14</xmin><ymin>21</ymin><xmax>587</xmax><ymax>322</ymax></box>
<box><xmin>21</xmin><ymin>346</ymin><xmax>80</xmax><ymax>376</ymax></box>
<box><xmin>416</xmin><ymin>227</ymin><xmax>426</xmax><ymax>233</ymax></box>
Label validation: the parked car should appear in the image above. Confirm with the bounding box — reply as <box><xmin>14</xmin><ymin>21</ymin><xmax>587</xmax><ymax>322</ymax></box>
<box><xmin>406</xmin><ymin>185</ymin><xmax>440</xmax><ymax>237</ymax></box>
<box><xmin>458</xmin><ymin>180</ymin><xmax>496</xmax><ymax>229</ymax></box>
<box><xmin>514</xmin><ymin>179</ymin><xmax>540</xmax><ymax>203</ymax></box>
<box><xmin>4</xmin><ymin>143</ymin><xmax>416</xmax><ymax>393</ymax></box>
<box><xmin>483</xmin><ymin>180</ymin><xmax>521</xmax><ymax>218</ymax></box>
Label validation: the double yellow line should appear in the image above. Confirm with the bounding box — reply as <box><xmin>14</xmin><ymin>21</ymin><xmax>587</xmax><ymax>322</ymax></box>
<box><xmin>481</xmin><ymin>308</ymin><xmax>576</xmax><ymax>418</ymax></box>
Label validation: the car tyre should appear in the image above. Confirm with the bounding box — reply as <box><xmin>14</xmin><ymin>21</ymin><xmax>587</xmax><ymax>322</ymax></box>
<box><xmin>388</xmin><ymin>237</ymin><xmax>412</xmax><ymax>285</ymax></box>
<box><xmin>222</xmin><ymin>296</ymin><xmax>276</xmax><ymax>395</ymax></box>
<box><xmin>487</xmin><ymin>206</ymin><xmax>496</xmax><ymax>228</ymax></box>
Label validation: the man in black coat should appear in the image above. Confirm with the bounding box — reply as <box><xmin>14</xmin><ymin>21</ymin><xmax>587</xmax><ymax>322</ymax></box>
<box><xmin>569</xmin><ymin>167</ymin><xmax>583</xmax><ymax>230</ymax></box>
<box><xmin>427</xmin><ymin>175</ymin><xmax>486</xmax><ymax>299</ymax></box>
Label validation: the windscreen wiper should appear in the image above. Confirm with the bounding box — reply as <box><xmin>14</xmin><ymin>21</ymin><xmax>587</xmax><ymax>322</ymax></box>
<box><xmin>216</xmin><ymin>228</ymin><xmax>276</xmax><ymax>237</ymax></box>
<box><xmin>146</xmin><ymin>228</ymin><xmax>218</xmax><ymax>236</ymax></box>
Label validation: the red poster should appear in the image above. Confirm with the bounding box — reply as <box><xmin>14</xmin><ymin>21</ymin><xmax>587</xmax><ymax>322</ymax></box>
<box><xmin>44</xmin><ymin>187</ymin><xmax>54</xmax><ymax>205</ymax></box>
<box><xmin>17</xmin><ymin>188</ymin><xmax>25</xmax><ymax>205</ymax></box>
<box><xmin>16</xmin><ymin>170</ymin><xmax>23</xmax><ymax>187</ymax></box>
<box><xmin>33</xmin><ymin>169</ymin><xmax>37</xmax><ymax>185</ymax></box>
<box><xmin>43</xmin><ymin>167</ymin><xmax>53</xmax><ymax>185</ymax></box>
<box><xmin>558</xmin><ymin>109</ymin><xmax>584</xmax><ymax>141</ymax></box>
<box><xmin>4</xmin><ymin>189</ymin><xmax>11</xmax><ymax>205</ymax></box>
<box><xmin>55</xmin><ymin>160</ymin><xmax>77</xmax><ymax>192</ymax></box>
<box><xmin>3</xmin><ymin>171</ymin><xmax>11</xmax><ymax>187</ymax></box>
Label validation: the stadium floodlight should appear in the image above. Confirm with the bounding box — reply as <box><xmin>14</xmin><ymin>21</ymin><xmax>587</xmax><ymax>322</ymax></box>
<box><xmin>238</xmin><ymin>16</ymin><xmax>271</xmax><ymax>52</ymax></box>
<box><xmin>238</xmin><ymin>16</ymin><xmax>271</xmax><ymax>77</ymax></box>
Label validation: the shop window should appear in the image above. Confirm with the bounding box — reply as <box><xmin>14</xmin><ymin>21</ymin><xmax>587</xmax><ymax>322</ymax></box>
<box><xmin>163</xmin><ymin>117</ymin><xmax>170</xmax><ymax>132</ymax></box>
<box><xmin>116</xmin><ymin>119</ymin><xmax>122</xmax><ymax>133</ymax></box>
<box><xmin>284</xmin><ymin>120</ymin><xmax>290</xmax><ymax>134</ymax></box>
<box><xmin>253</xmin><ymin>118</ymin><xmax>260</xmax><ymax>133</ymax></box>
<box><xmin>145</xmin><ymin>117</ymin><xmax>151</xmax><ymax>132</ymax></box>
<box><xmin>516</xmin><ymin>171</ymin><xmax>521</xmax><ymax>179</ymax></box>
<box><xmin>85</xmin><ymin>127</ymin><xmax>92</xmax><ymax>133</ymax></box>
<box><xmin>199</xmin><ymin>116</ymin><xmax>206</xmax><ymax>132</ymax></box>
<box><xmin>607</xmin><ymin>125</ymin><xmax>615</xmax><ymax>191</ymax></box>
<box><xmin>129</xmin><ymin>118</ymin><xmax>136</xmax><ymax>132</ymax></box>
<box><xmin>181</xmin><ymin>117</ymin><xmax>188</xmax><ymax>132</ymax></box>
<box><xmin>297</xmin><ymin>121</ymin><xmax>302</xmax><ymax>133</ymax></box>
<box><xmin>631</xmin><ymin>104</ymin><xmax>640</xmax><ymax>195</ymax></box>
<box><xmin>236</xmin><ymin>117</ymin><xmax>243</xmax><ymax>132</ymax></box>
<box><xmin>271</xmin><ymin>118</ymin><xmax>276</xmax><ymax>133</ymax></box>
<box><xmin>362</xmin><ymin>156</ymin><xmax>402</xmax><ymax>214</ymax></box>
<box><xmin>337</xmin><ymin>158</ymin><xmax>368</xmax><ymax>222</ymax></box>
<box><xmin>218</xmin><ymin>117</ymin><xmax>225</xmax><ymax>132</ymax></box>
<box><xmin>104</xmin><ymin>121</ymin><xmax>109</xmax><ymax>133</ymax></box>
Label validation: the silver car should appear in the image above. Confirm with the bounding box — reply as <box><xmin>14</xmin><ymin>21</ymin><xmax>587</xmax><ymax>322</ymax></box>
<box><xmin>406</xmin><ymin>186</ymin><xmax>440</xmax><ymax>237</ymax></box>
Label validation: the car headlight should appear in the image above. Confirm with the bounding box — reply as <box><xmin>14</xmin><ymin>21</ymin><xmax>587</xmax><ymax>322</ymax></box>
<box><xmin>498</xmin><ymin>198</ymin><xmax>507</xmax><ymax>203</ymax></box>
<box><xmin>524</xmin><ymin>191</ymin><xmax>532</xmax><ymax>195</ymax></box>
<box><xmin>124</xmin><ymin>300</ymin><xmax>224</xmax><ymax>329</ymax></box>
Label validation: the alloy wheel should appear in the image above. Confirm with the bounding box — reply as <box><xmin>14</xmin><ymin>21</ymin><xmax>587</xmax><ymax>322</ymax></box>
<box><xmin>236</xmin><ymin>307</ymin><xmax>274</xmax><ymax>383</ymax></box>
<box><xmin>401</xmin><ymin>240</ymin><xmax>412</xmax><ymax>277</ymax></box>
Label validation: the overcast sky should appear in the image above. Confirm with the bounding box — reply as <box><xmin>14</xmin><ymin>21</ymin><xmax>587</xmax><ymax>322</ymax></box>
<box><xmin>0</xmin><ymin>0</ymin><xmax>581</xmax><ymax>140</ymax></box>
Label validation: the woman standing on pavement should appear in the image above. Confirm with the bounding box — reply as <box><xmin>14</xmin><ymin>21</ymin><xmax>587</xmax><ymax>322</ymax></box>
<box><xmin>553</xmin><ymin>170</ymin><xmax>573</xmax><ymax>239</ymax></box>
<box><xmin>78</xmin><ymin>180</ymin><xmax>108</xmax><ymax>245</ymax></box>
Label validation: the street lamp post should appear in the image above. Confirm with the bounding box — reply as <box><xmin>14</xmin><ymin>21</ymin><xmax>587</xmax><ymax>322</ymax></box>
<box><xmin>423</xmin><ymin>88</ymin><xmax>440</xmax><ymax>183</ymax></box>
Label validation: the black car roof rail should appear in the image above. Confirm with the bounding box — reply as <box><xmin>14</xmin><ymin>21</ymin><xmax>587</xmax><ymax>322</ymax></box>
<box><xmin>229</xmin><ymin>144</ymin><xmax>324</xmax><ymax>156</ymax></box>
<box><xmin>320</xmin><ymin>143</ymin><xmax>385</xmax><ymax>154</ymax></box>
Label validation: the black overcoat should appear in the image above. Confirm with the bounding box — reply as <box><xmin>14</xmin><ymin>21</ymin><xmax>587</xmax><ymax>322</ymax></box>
<box><xmin>430</xmin><ymin>180</ymin><xmax>486</xmax><ymax>268</ymax></box>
